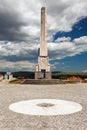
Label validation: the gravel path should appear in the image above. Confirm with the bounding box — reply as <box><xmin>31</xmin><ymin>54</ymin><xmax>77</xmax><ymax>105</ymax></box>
<box><xmin>0</xmin><ymin>83</ymin><xmax>87</xmax><ymax>130</ymax></box>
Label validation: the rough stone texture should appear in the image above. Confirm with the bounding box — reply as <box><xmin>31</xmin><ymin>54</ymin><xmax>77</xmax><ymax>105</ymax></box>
<box><xmin>45</xmin><ymin>72</ymin><xmax>51</xmax><ymax>79</ymax></box>
<box><xmin>35</xmin><ymin>72</ymin><xmax>41</xmax><ymax>79</ymax></box>
<box><xmin>35</xmin><ymin>72</ymin><xmax>51</xmax><ymax>79</ymax></box>
<box><xmin>0</xmin><ymin>83</ymin><xmax>87</xmax><ymax>130</ymax></box>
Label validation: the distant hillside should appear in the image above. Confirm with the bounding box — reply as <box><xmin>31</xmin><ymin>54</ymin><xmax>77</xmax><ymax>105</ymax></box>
<box><xmin>0</xmin><ymin>71</ymin><xmax>87</xmax><ymax>79</ymax></box>
<box><xmin>12</xmin><ymin>71</ymin><xmax>87</xmax><ymax>79</ymax></box>
<box><xmin>12</xmin><ymin>71</ymin><xmax>34</xmax><ymax>79</ymax></box>
<box><xmin>52</xmin><ymin>72</ymin><xmax>87</xmax><ymax>79</ymax></box>
<box><xmin>0</xmin><ymin>72</ymin><xmax>6</xmax><ymax>75</ymax></box>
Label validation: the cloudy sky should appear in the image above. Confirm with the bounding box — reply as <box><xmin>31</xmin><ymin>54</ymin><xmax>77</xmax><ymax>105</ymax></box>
<box><xmin>0</xmin><ymin>0</ymin><xmax>87</xmax><ymax>72</ymax></box>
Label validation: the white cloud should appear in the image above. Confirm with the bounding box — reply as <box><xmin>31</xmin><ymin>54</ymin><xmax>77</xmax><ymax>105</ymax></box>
<box><xmin>20</xmin><ymin>26</ymin><xmax>40</xmax><ymax>37</ymax></box>
<box><xmin>0</xmin><ymin>60</ymin><xmax>35</xmax><ymax>71</ymax></box>
<box><xmin>48</xmin><ymin>36</ymin><xmax>87</xmax><ymax>59</ymax></box>
<box><xmin>47</xmin><ymin>0</ymin><xmax>87</xmax><ymax>32</ymax></box>
<box><xmin>0</xmin><ymin>41</ymin><xmax>39</xmax><ymax>57</ymax></box>
<box><xmin>74</xmin><ymin>36</ymin><xmax>87</xmax><ymax>44</ymax></box>
<box><xmin>83</xmin><ymin>70</ymin><xmax>87</xmax><ymax>72</ymax></box>
<box><xmin>55</xmin><ymin>37</ymin><xmax>71</xmax><ymax>42</ymax></box>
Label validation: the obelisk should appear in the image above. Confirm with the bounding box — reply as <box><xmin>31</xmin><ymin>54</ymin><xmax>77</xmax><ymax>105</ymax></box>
<box><xmin>40</xmin><ymin>7</ymin><xmax>47</xmax><ymax>56</ymax></box>
<box><xmin>35</xmin><ymin>7</ymin><xmax>51</xmax><ymax>79</ymax></box>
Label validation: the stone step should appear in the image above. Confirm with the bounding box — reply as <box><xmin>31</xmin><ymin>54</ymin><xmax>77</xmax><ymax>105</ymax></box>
<box><xmin>21</xmin><ymin>79</ymin><xmax>65</xmax><ymax>84</ymax></box>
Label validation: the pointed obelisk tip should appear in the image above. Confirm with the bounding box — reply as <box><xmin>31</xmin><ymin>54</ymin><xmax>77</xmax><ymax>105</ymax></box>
<box><xmin>41</xmin><ymin>0</ymin><xmax>46</xmax><ymax>9</ymax></box>
<box><xmin>41</xmin><ymin>6</ymin><xmax>46</xmax><ymax>10</ymax></box>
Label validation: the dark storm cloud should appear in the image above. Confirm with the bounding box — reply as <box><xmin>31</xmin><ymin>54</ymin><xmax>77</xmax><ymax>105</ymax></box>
<box><xmin>0</xmin><ymin>9</ymin><xmax>28</xmax><ymax>41</ymax></box>
<box><xmin>0</xmin><ymin>0</ymin><xmax>42</xmax><ymax>43</ymax></box>
<box><xmin>47</xmin><ymin>0</ymin><xmax>70</xmax><ymax>16</ymax></box>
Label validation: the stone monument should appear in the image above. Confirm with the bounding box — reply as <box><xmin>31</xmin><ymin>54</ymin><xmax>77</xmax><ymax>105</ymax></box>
<box><xmin>4</xmin><ymin>72</ymin><xmax>13</xmax><ymax>81</ymax></box>
<box><xmin>35</xmin><ymin>7</ymin><xmax>51</xmax><ymax>79</ymax></box>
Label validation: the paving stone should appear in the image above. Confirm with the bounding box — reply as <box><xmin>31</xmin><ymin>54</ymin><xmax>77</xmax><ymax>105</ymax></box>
<box><xmin>0</xmin><ymin>83</ymin><xmax>87</xmax><ymax>130</ymax></box>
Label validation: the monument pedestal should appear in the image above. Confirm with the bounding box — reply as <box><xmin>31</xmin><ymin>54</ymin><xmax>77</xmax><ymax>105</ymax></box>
<box><xmin>35</xmin><ymin>71</ymin><xmax>51</xmax><ymax>79</ymax></box>
<box><xmin>22</xmin><ymin>79</ymin><xmax>64</xmax><ymax>84</ymax></box>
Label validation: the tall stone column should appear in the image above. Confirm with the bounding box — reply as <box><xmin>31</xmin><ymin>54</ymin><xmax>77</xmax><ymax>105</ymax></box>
<box><xmin>35</xmin><ymin>7</ymin><xmax>51</xmax><ymax>79</ymax></box>
<box><xmin>40</xmin><ymin>7</ymin><xmax>47</xmax><ymax>56</ymax></box>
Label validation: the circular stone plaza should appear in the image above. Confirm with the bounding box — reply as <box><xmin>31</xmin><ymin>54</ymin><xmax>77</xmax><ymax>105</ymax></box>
<box><xmin>0</xmin><ymin>83</ymin><xmax>87</xmax><ymax>130</ymax></box>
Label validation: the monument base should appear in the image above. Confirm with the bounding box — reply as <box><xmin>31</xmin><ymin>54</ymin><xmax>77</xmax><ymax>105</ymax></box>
<box><xmin>35</xmin><ymin>71</ymin><xmax>51</xmax><ymax>79</ymax></box>
<box><xmin>22</xmin><ymin>79</ymin><xmax>64</xmax><ymax>84</ymax></box>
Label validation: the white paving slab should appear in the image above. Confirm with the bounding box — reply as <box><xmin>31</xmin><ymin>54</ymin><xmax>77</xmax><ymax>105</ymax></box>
<box><xmin>9</xmin><ymin>99</ymin><xmax>82</xmax><ymax>116</ymax></box>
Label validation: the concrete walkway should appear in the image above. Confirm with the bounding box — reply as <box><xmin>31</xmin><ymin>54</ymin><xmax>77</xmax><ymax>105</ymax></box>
<box><xmin>0</xmin><ymin>83</ymin><xmax>87</xmax><ymax>130</ymax></box>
